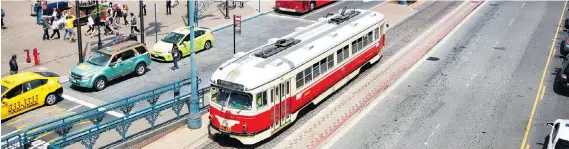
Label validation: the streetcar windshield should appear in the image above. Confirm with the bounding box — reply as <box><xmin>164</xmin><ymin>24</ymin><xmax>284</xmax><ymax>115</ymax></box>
<box><xmin>211</xmin><ymin>87</ymin><xmax>252</xmax><ymax>110</ymax></box>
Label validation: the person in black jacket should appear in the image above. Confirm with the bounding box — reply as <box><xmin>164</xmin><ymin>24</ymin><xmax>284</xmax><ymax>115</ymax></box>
<box><xmin>9</xmin><ymin>55</ymin><xmax>18</xmax><ymax>75</ymax></box>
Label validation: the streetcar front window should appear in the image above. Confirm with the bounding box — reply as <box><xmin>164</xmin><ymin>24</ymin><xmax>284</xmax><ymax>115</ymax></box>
<box><xmin>211</xmin><ymin>86</ymin><xmax>253</xmax><ymax>110</ymax></box>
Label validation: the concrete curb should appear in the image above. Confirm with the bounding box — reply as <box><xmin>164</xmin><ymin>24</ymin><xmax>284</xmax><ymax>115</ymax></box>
<box><xmin>312</xmin><ymin>1</ymin><xmax>485</xmax><ymax>148</ymax></box>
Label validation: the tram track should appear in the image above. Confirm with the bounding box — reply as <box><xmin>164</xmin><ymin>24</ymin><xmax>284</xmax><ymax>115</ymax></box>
<box><xmin>198</xmin><ymin>1</ymin><xmax>462</xmax><ymax>148</ymax></box>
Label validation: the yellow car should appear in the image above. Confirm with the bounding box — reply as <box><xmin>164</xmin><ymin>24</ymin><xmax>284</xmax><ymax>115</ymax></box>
<box><xmin>1</xmin><ymin>72</ymin><xmax>63</xmax><ymax>120</ymax></box>
<box><xmin>150</xmin><ymin>26</ymin><xmax>215</xmax><ymax>61</ymax></box>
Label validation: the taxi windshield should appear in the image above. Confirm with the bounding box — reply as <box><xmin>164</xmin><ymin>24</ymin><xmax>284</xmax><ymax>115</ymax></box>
<box><xmin>1</xmin><ymin>85</ymin><xmax>6</xmax><ymax>95</ymax></box>
<box><xmin>161</xmin><ymin>32</ymin><xmax>185</xmax><ymax>44</ymax></box>
<box><xmin>87</xmin><ymin>51</ymin><xmax>112</xmax><ymax>66</ymax></box>
<box><xmin>211</xmin><ymin>87</ymin><xmax>252</xmax><ymax>110</ymax></box>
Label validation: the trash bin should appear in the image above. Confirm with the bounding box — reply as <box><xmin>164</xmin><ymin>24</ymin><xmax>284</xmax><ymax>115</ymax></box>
<box><xmin>399</xmin><ymin>0</ymin><xmax>407</xmax><ymax>5</ymax></box>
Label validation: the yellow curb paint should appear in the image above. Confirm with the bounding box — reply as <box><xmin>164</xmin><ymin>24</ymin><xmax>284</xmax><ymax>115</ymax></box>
<box><xmin>48</xmin><ymin>137</ymin><xmax>61</xmax><ymax>143</ymax></box>
<box><xmin>5</xmin><ymin>118</ymin><xmax>22</xmax><ymax>126</ymax></box>
<box><xmin>526</xmin><ymin>144</ymin><xmax>530</xmax><ymax>149</ymax></box>
<box><xmin>36</xmin><ymin>131</ymin><xmax>53</xmax><ymax>139</ymax></box>
<box><xmin>520</xmin><ymin>1</ymin><xmax>567</xmax><ymax>149</ymax></box>
<box><xmin>540</xmin><ymin>85</ymin><xmax>546</xmax><ymax>100</ymax></box>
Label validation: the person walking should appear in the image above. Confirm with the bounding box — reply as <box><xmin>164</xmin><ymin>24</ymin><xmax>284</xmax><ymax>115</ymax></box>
<box><xmin>35</xmin><ymin>0</ymin><xmax>42</xmax><ymax>25</ymax></box>
<box><xmin>42</xmin><ymin>17</ymin><xmax>50</xmax><ymax>40</ymax></box>
<box><xmin>130</xmin><ymin>13</ymin><xmax>140</xmax><ymax>34</ymax></box>
<box><xmin>2</xmin><ymin>8</ymin><xmax>6</xmax><ymax>29</ymax></box>
<box><xmin>171</xmin><ymin>44</ymin><xmax>179</xmax><ymax>71</ymax></box>
<box><xmin>113</xmin><ymin>4</ymin><xmax>121</xmax><ymax>25</ymax></box>
<box><xmin>122</xmin><ymin>4</ymin><xmax>129</xmax><ymax>26</ymax></box>
<box><xmin>50</xmin><ymin>16</ymin><xmax>62</xmax><ymax>39</ymax></box>
<box><xmin>9</xmin><ymin>55</ymin><xmax>18</xmax><ymax>75</ymax></box>
<box><xmin>91</xmin><ymin>15</ymin><xmax>101</xmax><ymax>38</ymax></box>
<box><xmin>85</xmin><ymin>15</ymin><xmax>94</xmax><ymax>35</ymax></box>
<box><xmin>64</xmin><ymin>15</ymin><xmax>76</xmax><ymax>42</ymax></box>
<box><xmin>166</xmin><ymin>0</ymin><xmax>172</xmax><ymax>15</ymax></box>
<box><xmin>104</xmin><ymin>17</ymin><xmax>115</xmax><ymax>35</ymax></box>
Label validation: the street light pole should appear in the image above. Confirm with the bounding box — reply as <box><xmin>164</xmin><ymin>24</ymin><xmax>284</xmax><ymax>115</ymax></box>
<box><xmin>187</xmin><ymin>0</ymin><xmax>201</xmax><ymax>129</ymax></box>
<box><xmin>76</xmin><ymin>0</ymin><xmax>84</xmax><ymax>63</ymax></box>
<box><xmin>140</xmin><ymin>0</ymin><xmax>145</xmax><ymax>44</ymax></box>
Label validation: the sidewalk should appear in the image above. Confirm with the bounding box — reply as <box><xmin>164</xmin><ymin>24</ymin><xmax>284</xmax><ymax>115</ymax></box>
<box><xmin>0</xmin><ymin>0</ymin><xmax>270</xmax><ymax>77</ymax></box>
<box><xmin>141</xmin><ymin>1</ymin><xmax>438</xmax><ymax>149</ymax></box>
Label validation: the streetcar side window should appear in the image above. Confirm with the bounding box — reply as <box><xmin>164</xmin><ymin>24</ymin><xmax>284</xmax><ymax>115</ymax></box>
<box><xmin>357</xmin><ymin>38</ymin><xmax>363</xmax><ymax>53</ymax></box>
<box><xmin>374</xmin><ymin>27</ymin><xmax>380</xmax><ymax>40</ymax></box>
<box><xmin>286</xmin><ymin>81</ymin><xmax>290</xmax><ymax>95</ymax></box>
<box><xmin>313</xmin><ymin>63</ymin><xmax>320</xmax><ymax>79</ymax></box>
<box><xmin>327</xmin><ymin>54</ymin><xmax>334</xmax><ymax>69</ymax></box>
<box><xmin>296</xmin><ymin>72</ymin><xmax>304</xmax><ymax>89</ymax></box>
<box><xmin>304</xmin><ymin>67</ymin><xmax>313</xmax><ymax>84</ymax></box>
<box><xmin>320</xmin><ymin>58</ymin><xmax>328</xmax><ymax>74</ymax></box>
<box><xmin>363</xmin><ymin>35</ymin><xmax>368</xmax><ymax>49</ymax></box>
<box><xmin>367</xmin><ymin>31</ymin><xmax>374</xmax><ymax>44</ymax></box>
<box><xmin>270</xmin><ymin>89</ymin><xmax>274</xmax><ymax>103</ymax></box>
<box><xmin>337</xmin><ymin>49</ymin><xmax>344</xmax><ymax>63</ymax></box>
<box><xmin>256</xmin><ymin>91</ymin><xmax>267</xmax><ymax>108</ymax></box>
<box><xmin>352</xmin><ymin>41</ymin><xmax>357</xmax><ymax>54</ymax></box>
<box><xmin>343</xmin><ymin>45</ymin><xmax>349</xmax><ymax>60</ymax></box>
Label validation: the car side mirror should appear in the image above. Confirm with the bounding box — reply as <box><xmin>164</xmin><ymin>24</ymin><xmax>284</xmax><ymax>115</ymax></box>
<box><xmin>386</xmin><ymin>24</ymin><xmax>390</xmax><ymax>28</ymax></box>
<box><xmin>547</xmin><ymin>122</ymin><xmax>554</xmax><ymax>126</ymax></box>
<box><xmin>109</xmin><ymin>62</ymin><xmax>116</xmax><ymax>67</ymax></box>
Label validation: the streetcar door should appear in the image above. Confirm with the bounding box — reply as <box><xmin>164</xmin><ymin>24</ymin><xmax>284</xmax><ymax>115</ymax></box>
<box><xmin>283</xmin><ymin>80</ymin><xmax>291</xmax><ymax>122</ymax></box>
<box><xmin>273</xmin><ymin>85</ymin><xmax>281</xmax><ymax>128</ymax></box>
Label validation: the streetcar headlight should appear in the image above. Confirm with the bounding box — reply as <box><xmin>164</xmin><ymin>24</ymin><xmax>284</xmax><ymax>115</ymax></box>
<box><xmin>242</xmin><ymin>124</ymin><xmax>247</xmax><ymax>131</ymax></box>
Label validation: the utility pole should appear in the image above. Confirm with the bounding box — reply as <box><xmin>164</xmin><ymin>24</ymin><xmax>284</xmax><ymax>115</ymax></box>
<box><xmin>233</xmin><ymin>15</ymin><xmax>236</xmax><ymax>54</ymax></box>
<box><xmin>155</xmin><ymin>3</ymin><xmax>158</xmax><ymax>43</ymax></box>
<box><xmin>76</xmin><ymin>0</ymin><xmax>84</xmax><ymax>63</ymax></box>
<box><xmin>96</xmin><ymin>0</ymin><xmax>102</xmax><ymax>49</ymax></box>
<box><xmin>187</xmin><ymin>0</ymin><xmax>201</xmax><ymax>129</ymax></box>
<box><xmin>140</xmin><ymin>0</ymin><xmax>145</xmax><ymax>44</ymax></box>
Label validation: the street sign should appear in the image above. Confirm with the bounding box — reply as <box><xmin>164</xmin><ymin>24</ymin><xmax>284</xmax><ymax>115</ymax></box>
<box><xmin>235</xmin><ymin>15</ymin><xmax>241</xmax><ymax>35</ymax></box>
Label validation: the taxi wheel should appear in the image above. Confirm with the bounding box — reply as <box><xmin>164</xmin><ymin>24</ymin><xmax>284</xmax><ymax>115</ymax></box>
<box><xmin>204</xmin><ymin>41</ymin><xmax>212</xmax><ymax>50</ymax></box>
<box><xmin>45</xmin><ymin>93</ymin><xmax>58</xmax><ymax>106</ymax></box>
<box><xmin>94</xmin><ymin>77</ymin><xmax>107</xmax><ymax>91</ymax></box>
<box><xmin>135</xmin><ymin>63</ymin><xmax>147</xmax><ymax>76</ymax></box>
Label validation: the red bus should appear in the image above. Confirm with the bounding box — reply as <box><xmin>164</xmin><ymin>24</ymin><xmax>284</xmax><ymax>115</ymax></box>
<box><xmin>274</xmin><ymin>0</ymin><xmax>334</xmax><ymax>13</ymax></box>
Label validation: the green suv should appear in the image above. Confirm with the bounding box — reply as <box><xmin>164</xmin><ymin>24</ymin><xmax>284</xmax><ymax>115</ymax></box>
<box><xmin>69</xmin><ymin>41</ymin><xmax>152</xmax><ymax>91</ymax></box>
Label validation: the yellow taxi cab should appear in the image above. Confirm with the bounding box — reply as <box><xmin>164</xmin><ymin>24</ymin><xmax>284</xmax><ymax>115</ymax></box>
<box><xmin>1</xmin><ymin>72</ymin><xmax>63</xmax><ymax>120</ymax></box>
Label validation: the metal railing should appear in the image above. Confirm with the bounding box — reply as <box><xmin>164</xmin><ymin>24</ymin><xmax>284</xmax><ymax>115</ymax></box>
<box><xmin>1</xmin><ymin>77</ymin><xmax>210</xmax><ymax>149</ymax></box>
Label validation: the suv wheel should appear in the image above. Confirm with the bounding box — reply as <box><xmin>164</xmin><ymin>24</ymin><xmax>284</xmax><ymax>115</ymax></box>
<box><xmin>94</xmin><ymin>77</ymin><xmax>107</xmax><ymax>91</ymax></box>
<box><xmin>45</xmin><ymin>93</ymin><xmax>58</xmax><ymax>106</ymax></box>
<box><xmin>135</xmin><ymin>63</ymin><xmax>146</xmax><ymax>76</ymax></box>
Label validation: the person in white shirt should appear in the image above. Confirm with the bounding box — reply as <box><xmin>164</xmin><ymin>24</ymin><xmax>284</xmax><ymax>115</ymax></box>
<box><xmin>86</xmin><ymin>15</ymin><xmax>94</xmax><ymax>35</ymax></box>
<box><xmin>52</xmin><ymin>8</ymin><xmax>58</xmax><ymax>18</ymax></box>
<box><xmin>49</xmin><ymin>16</ymin><xmax>64</xmax><ymax>39</ymax></box>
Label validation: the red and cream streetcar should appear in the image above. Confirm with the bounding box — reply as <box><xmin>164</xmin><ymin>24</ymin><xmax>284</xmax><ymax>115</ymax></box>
<box><xmin>208</xmin><ymin>8</ymin><xmax>389</xmax><ymax>145</ymax></box>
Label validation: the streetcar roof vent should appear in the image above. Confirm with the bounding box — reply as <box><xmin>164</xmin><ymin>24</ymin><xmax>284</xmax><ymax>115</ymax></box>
<box><xmin>328</xmin><ymin>7</ymin><xmax>361</xmax><ymax>24</ymax></box>
<box><xmin>254</xmin><ymin>38</ymin><xmax>301</xmax><ymax>58</ymax></box>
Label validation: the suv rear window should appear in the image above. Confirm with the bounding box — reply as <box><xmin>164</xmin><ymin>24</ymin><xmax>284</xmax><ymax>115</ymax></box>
<box><xmin>135</xmin><ymin>46</ymin><xmax>147</xmax><ymax>54</ymax></box>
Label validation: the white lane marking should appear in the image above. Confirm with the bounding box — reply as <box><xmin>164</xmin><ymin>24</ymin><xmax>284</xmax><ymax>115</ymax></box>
<box><xmin>268</xmin><ymin>14</ymin><xmax>317</xmax><ymax>23</ymax></box>
<box><xmin>522</xmin><ymin>2</ymin><xmax>526</xmax><ymax>8</ymax></box>
<box><xmin>62</xmin><ymin>94</ymin><xmax>124</xmax><ymax>117</ymax></box>
<box><xmin>318</xmin><ymin>1</ymin><xmax>488</xmax><ymax>148</ymax></box>
<box><xmin>509</xmin><ymin>19</ymin><xmax>514</xmax><ymax>26</ymax></box>
<box><xmin>424</xmin><ymin>123</ymin><xmax>441</xmax><ymax>145</ymax></box>
<box><xmin>300</xmin><ymin>1</ymin><xmax>344</xmax><ymax>19</ymax></box>
<box><xmin>67</xmin><ymin>105</ymin><xmax>82</xmax><ymax>111</ymax></box>
<box><xmin>1</xmin><ymin>130</ymin><xmax>21</xmax><ymax>138</ymax></box>
<box><xmin>541</xmin><ymin>85</ymin><xmax>547</xmax><ymax>100</ymax></box>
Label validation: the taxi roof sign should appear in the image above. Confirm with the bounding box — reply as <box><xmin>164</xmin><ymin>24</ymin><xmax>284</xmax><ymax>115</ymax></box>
<box><xmin>3</xmin><ymin>79</ymin><xmax>14</xmax><ymax>84</ymax></box>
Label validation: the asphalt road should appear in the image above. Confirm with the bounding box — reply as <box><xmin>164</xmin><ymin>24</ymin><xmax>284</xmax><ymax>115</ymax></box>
<box><xmin>329</xmin><ymin>1</ymin><xmax>569</xmax><ymax>149</ymax></box>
